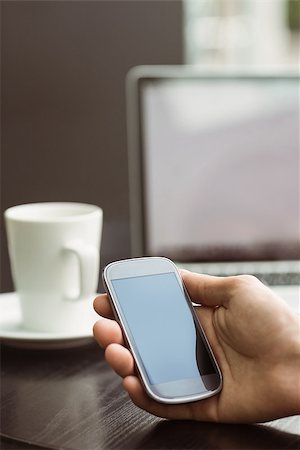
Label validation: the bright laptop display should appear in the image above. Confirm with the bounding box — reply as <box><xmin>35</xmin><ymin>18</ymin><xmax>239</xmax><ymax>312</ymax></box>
<box><xmin>126</xmin><ymin>67</ymin><xmax>299</xmax><ymax>265</ymax></box>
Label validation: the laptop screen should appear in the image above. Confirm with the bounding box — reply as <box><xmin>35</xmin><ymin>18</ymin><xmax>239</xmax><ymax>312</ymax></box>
<box><xmin>128</xmin><ymin>70</ymin><xmax>299</xmax><ymax>262</ymax></box>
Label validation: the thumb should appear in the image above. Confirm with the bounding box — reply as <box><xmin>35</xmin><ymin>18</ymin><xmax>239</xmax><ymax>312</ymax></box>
<box><xmin>180</xmin><ymin>270</ymin><xmax>232</xmax><ymax>308</ymax></box>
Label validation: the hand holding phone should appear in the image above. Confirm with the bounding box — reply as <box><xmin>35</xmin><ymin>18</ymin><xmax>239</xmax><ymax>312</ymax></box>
<box><xmin>102</xmin><ymin>257</ymin><xmax>222</xmax><ymax>404</ymax></box>
<box><xmin>95</xmin><ymin>264</ymin><xmax>300</xmax><ymax>422</ymax></box>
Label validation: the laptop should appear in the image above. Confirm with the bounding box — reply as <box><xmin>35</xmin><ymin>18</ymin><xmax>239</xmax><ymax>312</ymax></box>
<box><xmin>126</xmin><ymin>65</ymin><xmax>299</xmax><ymax>312</ymax></box>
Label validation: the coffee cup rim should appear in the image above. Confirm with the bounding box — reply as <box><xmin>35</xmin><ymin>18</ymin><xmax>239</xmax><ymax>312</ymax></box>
<box><xmin>4</xmin><ymin>202</ymin><xmax>103</xmax><ymax>223</ymax></box>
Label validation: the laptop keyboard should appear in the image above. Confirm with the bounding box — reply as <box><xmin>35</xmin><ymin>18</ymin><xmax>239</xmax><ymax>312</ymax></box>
<box><xmin>178</xmin><ymin>261</ymin><xmax>300</xmax><ymax>286</ymax></box>
<box><xmin>249</xmin><ymin>272</ymin><xmax>300</xmax><ymax>286</ymax></box>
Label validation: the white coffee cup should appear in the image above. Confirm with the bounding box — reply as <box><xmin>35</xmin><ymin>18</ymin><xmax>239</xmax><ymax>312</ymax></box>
<box><xmin>4</xmin><ymin>202</ymin><xmax>102</xmax><ymax>333</ymax></box>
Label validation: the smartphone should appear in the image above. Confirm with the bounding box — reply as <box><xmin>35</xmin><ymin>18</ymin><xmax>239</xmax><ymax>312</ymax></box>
<box><xmin>103</xmin><ymin>257</ymin><xmax>222</xmax><ymax>404</ymax></box>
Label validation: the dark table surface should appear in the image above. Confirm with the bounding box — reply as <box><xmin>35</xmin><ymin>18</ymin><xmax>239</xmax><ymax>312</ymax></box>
<box><xmin>1</xmin><ymin>341</ymin><xmax>299</xmax><ymax>450</ymax></box>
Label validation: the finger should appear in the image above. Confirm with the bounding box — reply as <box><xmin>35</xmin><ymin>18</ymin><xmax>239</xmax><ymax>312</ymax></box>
<box><xmin>105</xmin><ymin>343</ymin><xmax>135</xmax><ymax>378</ymax></box>
<box><xmin>93</xmin><ymin>318</ymin><xmax>124</xmax><ymax>348</ymax></box>
<box><xmin>180</xmin><ymin>270</ymin><xmax>233</xmax><ymax>307</ymax></box>
<box><xmin>123</xmin><ymin>376</ymin><xmax>218</xmax><ymax>422</ymax></box>
<box><xmin>94</xmin><ymin>294</ymin><xmax>115</xmax><ymax>319</ymax></box>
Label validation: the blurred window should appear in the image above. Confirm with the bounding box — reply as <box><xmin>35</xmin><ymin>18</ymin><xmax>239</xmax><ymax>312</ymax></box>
<box><xmin>184</xmin><ymin>0</ymin><xmax>300</xmax><ymax>68</ymax></box>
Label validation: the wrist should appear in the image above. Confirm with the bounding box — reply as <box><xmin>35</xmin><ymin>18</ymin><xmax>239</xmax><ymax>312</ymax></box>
<box><xmin>273</xmin><ymin>316</ymin><xmax>300</xmax><ymax>416</ymax></box>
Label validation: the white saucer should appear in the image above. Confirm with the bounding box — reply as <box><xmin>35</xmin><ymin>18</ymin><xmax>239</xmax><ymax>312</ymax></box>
<box><xmin>0</xmin><ymin>292</ymin><xmax>102</xmax><ymax>349</ymax></box>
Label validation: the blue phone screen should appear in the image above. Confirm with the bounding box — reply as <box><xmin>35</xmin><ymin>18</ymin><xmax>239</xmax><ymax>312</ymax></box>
<box><xmin>112</xmin><ymin>272</ymin><xmax>215</xmax><ymax>385</ymax></box>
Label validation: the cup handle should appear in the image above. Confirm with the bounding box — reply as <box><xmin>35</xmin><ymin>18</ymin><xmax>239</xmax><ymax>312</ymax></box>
<box><xmin>63</xmin><ymin>241</ymin><xmax>99</xmax><ymax>300</ymax></box>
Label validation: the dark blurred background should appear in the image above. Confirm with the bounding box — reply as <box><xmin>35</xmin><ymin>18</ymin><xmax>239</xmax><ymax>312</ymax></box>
<box><xmin>1</xmin><ymin>0</ymin><xmax>299</xmax><ymax>293</ymax></box>
<box><xmin>1</xmin><ymin>0</ymin><xmax>183</xmax><ymax>292</ymax></box>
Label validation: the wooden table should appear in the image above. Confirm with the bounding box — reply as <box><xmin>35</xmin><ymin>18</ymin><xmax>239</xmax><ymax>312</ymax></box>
<box><xmin>1</xmin><ymin>342</ymin><xmax>299</xmax><ymax>450</ymax></box>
